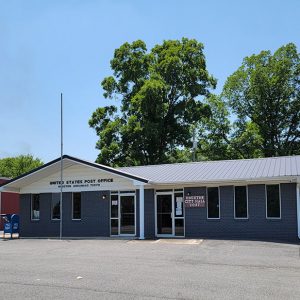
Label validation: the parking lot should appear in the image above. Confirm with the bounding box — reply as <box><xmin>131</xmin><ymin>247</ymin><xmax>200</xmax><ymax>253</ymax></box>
<box><xmin>0</xmin><ymin>238</ymin><xmax>299</xmax><ymax>299</ymax></box>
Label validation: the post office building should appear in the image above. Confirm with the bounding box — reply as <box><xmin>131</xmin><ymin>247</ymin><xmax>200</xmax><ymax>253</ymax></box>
<box><xmin>1</xmin><ymin>155</ymin><xmax>299</xmax><ymax>242</ymax></box>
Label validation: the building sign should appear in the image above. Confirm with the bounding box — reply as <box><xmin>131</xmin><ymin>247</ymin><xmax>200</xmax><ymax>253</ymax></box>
<box><xmin>49</xmin><ymin>178</ymin><xmax>114</xmax><ymax>189</ymax></box>
<box><xmin>184</xmin><ymin>195</ymin><xmax>206</xmax><ymax>208</ymax></box>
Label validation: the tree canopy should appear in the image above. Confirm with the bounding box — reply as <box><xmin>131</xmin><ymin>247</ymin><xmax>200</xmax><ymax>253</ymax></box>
<box><xmin>90</xmin><ymin>41</ymin><xmax>300</xmax><ymax>165</ymax></box>
<box><xmin>89</xmin><ymin>38</ymin><xmax>216</xmax><ymax>166</ymax></box>
<box><xmin>224</xmin><ymin>43</ymin><xmax>300</xmax><ymax>157</ymax></box>
<box><xmin>0</xmin><ymin>155</ymin><xmax>43</xmax><ymax>178</ymax></box>
<box><xmin>198</xmin><ymin>43</ymin><xmax>300</xmax><ymax>160</ymax></box>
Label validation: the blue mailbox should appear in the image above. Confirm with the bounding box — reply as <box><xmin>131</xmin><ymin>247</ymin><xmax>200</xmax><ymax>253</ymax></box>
<box><xmin>1</xmin><ymin>214</ymin><xmax>19</xmax><ymax>239</ymax></box>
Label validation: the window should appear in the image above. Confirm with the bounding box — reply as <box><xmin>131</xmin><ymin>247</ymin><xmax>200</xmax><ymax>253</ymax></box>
<box><xmin>110</xmin><ymin>194</ymin><xmax>119</xmax><ymax>235</ymax></box>
<box><xmin>234</xmin><ymin>186</ymin><xmax>248</xmax><ymax>219</ymax></box>
<box><xmin>207</xmin><ymin>187</ymin><xmax>220</xmax><ymax>219</ymax></box>
<box><xmin>110</xmin><ymin>192</ymin><xmax>136</xmax><ymax>236</ymax></box>
<box><xmin>72</xmin><ymin>193</ymin><xmax>81</xmax><ymax>220</ymax></box>
<box><xmin>266</xmin><ymin>184</ymin><xmax>281</xmax><ymax>218</ymax></box>
<box><xmin>174</xmin><ymin>192</ymin><xmax>184</xmax><ymax>236</ymax></box>
<box><xmin>51</xmin><ymin>194</ymin><xmax>60</xmax><ymax>220</ymax></box>
<box><xmin>31</xmin><ymin>194</ymin><xmax>40</xmax><ymax>220</ymax></box>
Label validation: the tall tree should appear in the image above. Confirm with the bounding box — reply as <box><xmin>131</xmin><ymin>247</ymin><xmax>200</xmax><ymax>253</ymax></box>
<box><xmin>89</xmin><ymin>38</ymin><xmax>216</xmax><ymax>166</ymax></box>
<box><xmin>223</xmin><ymin>43</ymin><xmax>300</xmax><ymax>157</ymax></box>
<box><xmin>197</xmin><ymin>95</ymin><xmax>264</xmax><ymax>160</ymax></box>
<box><xmin>0</xmin><ymin>155</ymin><xmax>43</xmax><ymax>178</ymax></box>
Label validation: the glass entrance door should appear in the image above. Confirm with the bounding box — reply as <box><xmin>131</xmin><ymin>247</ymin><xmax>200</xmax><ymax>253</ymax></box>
<box><xmin>156</xmin><ymin>194</ymin><xmax>173</xmax><ymax>235</ymax></box>
<box><xmin>120</xmin><ymin>195</ymin><xmax>135</xmax><ymax>235</ymax></box>
<box><xmin>156</xmin><ymin>191</ymin><xmax>185</xmax><ymax>237</ymax></box>
<box><xmin>110</xmin><ymin>193</ymin><xmax>135</xmax><ymax>236</ymax></box>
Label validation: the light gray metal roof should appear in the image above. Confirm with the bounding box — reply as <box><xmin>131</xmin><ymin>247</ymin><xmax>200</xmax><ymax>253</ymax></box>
<box><xmin>118</xmin><ymin>155</ymin><xmax>300</xmax><ymax>184</ymax></box>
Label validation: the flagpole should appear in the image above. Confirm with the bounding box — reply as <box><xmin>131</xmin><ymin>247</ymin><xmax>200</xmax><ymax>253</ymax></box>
<box><xmin>60</xmin><ymin>93</ymin><xmax>63</xmax><ymax>240</ymax></box>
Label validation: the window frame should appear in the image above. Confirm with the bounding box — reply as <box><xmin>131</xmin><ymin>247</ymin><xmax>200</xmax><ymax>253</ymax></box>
<box><xmin>110</xmin><ymin>192</ymin><xmax>119</xmax><ymax>236</ymax></box>
<box><xmin>206</xmin><ymin>187</ymin><xmax>220</xmax><ymax>220</ymax></box>
<box><xmin>234</xmin><ymin>185</ymin><xmax>249</xmax><ymax>219</ymax></box>
<box><xmin>154</xmin><ymin>189</ymin><xmax>185</xmax><ymax>237</ymax></box>
<box><xmin>72</xmin><ymin>192</ymin><xmax>82</xmax><ymax>221</ymax></box>
<box><xmin>51</xmin><ymin>194</ymin><xmax>61</xmax><ymax>221</ymax></box>
<box><xmin>31</xmin><ymin>194</ymin><xmax>40</xmax><ymax>221</ymax></box>
<box><xmin>109</xmin><ymin>190</ymin><xmax>137</xmax><ymax>236</ymax></box>
<box><xmin>265</xmin><ymin>184</ymin><xmax>281</xmax><ymax>219</ymax></box>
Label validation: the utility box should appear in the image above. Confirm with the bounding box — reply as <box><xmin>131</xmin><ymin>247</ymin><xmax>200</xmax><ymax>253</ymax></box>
<box><xmin>1</xmin><ymin>214</ymin><xmax>19</xmax><ymax>239</ymax></box>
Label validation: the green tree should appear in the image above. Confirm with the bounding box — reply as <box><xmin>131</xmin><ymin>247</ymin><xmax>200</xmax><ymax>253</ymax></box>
<box><xmin>89</xmin><ymin>38</ymin><xmax>216</xmax><ymax>166</ymax></box>
<box><xmin>0</xmin><ymin>155</ymin><xmax>43</xmax><ymax>178</ymax></box>
<box><xmin>197</xmin><ymin>95</ymin><xmax>264</xmax><ymax>160</ymax></box>
<box><xmin>223</xmin><ymin>43</ymin><xmax>300</xmax><ymax>157</ymax></box>
<box><xmin>198</xmin><ymin>94</ymin><xmax>234</xmax><ymax>160</ymax></box>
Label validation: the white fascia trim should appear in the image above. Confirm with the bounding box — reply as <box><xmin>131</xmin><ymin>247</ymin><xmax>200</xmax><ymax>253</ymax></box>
<box><xmin>0</xmin><ymin>186</ymin><xmax>20</xmax><ymax>193</ymax></box>
<box><xmin>150</xmin><ymin>176</ymin><xmax>299</xmax><ymax>187</ymax></box>
<box><xmin>1</xmin><ymin>159</ymin><xmax>149</xmax><ymax>192</ymax></box>
<box><xmin>133</xmin><ymin>180</ymin><xmax>147</xmax><ymax>186</ymax></box>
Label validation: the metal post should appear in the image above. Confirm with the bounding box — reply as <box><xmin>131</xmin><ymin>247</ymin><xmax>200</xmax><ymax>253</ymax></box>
<box><xmin>60</xmin><ymin>93</ymin><xmax>63</xmax><ymax>240</ymax></box>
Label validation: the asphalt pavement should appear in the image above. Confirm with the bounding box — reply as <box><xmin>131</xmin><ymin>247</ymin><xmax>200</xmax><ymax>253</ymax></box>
<box><xmin>0</xmin><ymin>238</ymin><xmax>299</xmax><ymax>299</ymax></box>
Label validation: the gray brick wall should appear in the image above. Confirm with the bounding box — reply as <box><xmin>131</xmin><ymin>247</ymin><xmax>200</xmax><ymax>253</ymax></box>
<box><xmin>20</xmin><ymin>193</ymin><xmax>60</xmax><ymax>237</ymax></box>
<box><xmin>144</xmin><ymin>189</ymin><xmax>155</xmax><ymax>238</ymax></box>
<box><xmin>62</xmin><ymin>191</ymin><xmax>110</xmax><ymax>237</ymax></box>
<box><xmin>19</xmin><ymin>183</ymin><xmax>298</xmax><ymax>241</ymax></box>
<box><xmin>20</xmin><ymin>191</ymin><xmax>110</xmax><ymax>237</ymax></box>
<box><xmin>184</xmin><ymin>183</ymin><xmax>298</xmax><ymax>241</ymax></box>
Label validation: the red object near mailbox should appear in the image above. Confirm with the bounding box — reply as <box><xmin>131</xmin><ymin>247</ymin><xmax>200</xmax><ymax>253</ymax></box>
<box><xmin>0</xmin><ymin>178</ymin><xmax>19</xmax><ymax>230</ymax></box>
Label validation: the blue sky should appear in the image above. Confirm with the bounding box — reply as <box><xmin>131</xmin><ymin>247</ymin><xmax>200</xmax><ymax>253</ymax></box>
<box><xmin>0</xmin><ymin>0</ymin><xmax>299</xmax><ymax>163</ymax></box>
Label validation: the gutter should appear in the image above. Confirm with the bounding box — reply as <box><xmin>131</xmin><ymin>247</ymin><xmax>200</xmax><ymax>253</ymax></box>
<box><xmin>149</xmin><ymin>176</ymin><xmax>299</xmax><ymax>187</ymax></box>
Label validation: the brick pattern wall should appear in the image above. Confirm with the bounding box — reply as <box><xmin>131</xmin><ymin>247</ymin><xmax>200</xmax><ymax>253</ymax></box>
<box><xmin>184</xmin><ymin>183</ymin><xmax>298</xmax><ymax>241</ymax></box>
<box><xmin>20</xmin><ymin>191</ymin><xmax>110</xmax><ymax>237</ymax></box>
<box><xmin>19</xmin><ymin>183</ymin><xmax>298</xmax><ymax>241</ymax></box>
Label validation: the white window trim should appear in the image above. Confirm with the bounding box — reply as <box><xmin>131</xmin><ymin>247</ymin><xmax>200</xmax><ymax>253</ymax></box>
<box><xmin>31</xmin><ymin>194</ymin><xmax>40</xmax><ymax>221</ymax></box>
<box><xmin>234</xmin><ymin>185</ymin><xmax>249</xmax><ymax>219</ymax></box>
<box><xmin>265</xmin><ymin>184</ymin><xmax>281</xmax><ymax>219</ymax></box>
<box><xmin>207</xmin><ymin>187</ymin><xmax>220</xmax><ymax>220</ymax></box>
<box><xmin>72</xmin><ymin>192</ymin><xmax>81</xmax><ymax>221</ymax></box>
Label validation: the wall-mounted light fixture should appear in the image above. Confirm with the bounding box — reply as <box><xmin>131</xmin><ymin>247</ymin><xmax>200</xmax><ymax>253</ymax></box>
<box><xmin>102</xmin><ymin>194</ymin><xmax>107</xmax><ymax>200</ymax></box>
<box><xmin>187</xmin><ymin>192</ymin><xmax>191</xmax><ymax>196</ymax></box>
